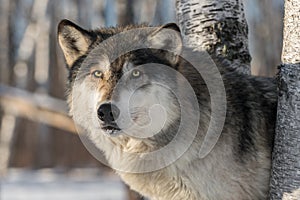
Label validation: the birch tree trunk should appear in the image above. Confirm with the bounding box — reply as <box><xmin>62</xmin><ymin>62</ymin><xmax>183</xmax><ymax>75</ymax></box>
<box><xmin>270</xmin><ymin>0</ymin><xmax>300</xmax><ymax>199</ymax></box>
<box><xmin>176</xmin><ymin>0</ymin><xmax>251</xmax><ymax>74</ymax></box>
<box><xmin>117</xmin><ymin>0</ymin><xmax>134</xmax><ymax>26</ymax></box>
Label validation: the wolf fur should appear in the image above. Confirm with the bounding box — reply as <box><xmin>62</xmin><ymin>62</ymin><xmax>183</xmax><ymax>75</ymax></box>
<box><xmin>57</xmin><ymin>19</ymin><xmax>277</xmax><ymax>200</ymax></box>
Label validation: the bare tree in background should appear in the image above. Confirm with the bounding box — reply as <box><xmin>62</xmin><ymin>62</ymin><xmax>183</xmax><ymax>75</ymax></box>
<box><xmin>176</xmin><ymin>0</ymin><xmax>251</xmax><ymax>74</ymax></box>
<box><xmin>117</xmin><ymin>0</ymin><xmax>134</xmax><ymax>25</ymax></box>
<box><xmin>270</xmin><ymin>0</ymin><xmax>300</xmax><ymax>199</ymax></box>
<box><xmin>0</xmin><ymin>0</ymin><xmax>10</xmax><ymax>84</ymax></box>
<box><xmin>246</xmin><ymin>0</ymin><xmax>284</xmax><ymax>77</ymax></box>
<box><xmin>0</xmin><ymin>0</ymin><xmax>12</xmax><ymax>175</ymax></box>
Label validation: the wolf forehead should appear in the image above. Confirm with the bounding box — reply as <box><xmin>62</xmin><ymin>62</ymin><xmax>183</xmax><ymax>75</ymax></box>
<box><xmin>57</xmin><ymin>19</ymin><xmax>182</xmax><ymax>82</ymax></box>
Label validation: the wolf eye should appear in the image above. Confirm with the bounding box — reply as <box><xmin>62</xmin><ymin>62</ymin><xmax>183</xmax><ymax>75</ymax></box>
<box><xmin>131</xmin><ymin>69</ymin><xmax>141</xmax><ymax>78</ymax></box>
<box><xmin>92</xmin><ymin>70</ymin><xmax>103</xmax><ymax>79</ymax></box>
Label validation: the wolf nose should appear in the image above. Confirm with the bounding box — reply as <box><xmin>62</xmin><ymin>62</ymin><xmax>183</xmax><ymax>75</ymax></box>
<box><xmin>97</xmin><ymin>103</ymin><xmax>120</xmax><ymax>123</ymax></box>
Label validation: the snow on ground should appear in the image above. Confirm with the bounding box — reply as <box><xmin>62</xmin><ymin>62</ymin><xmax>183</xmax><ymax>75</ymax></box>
<box><xmin>0</xmin><ymin>168</ymin><xmax>126</xmax><ymax>200</ymax></box>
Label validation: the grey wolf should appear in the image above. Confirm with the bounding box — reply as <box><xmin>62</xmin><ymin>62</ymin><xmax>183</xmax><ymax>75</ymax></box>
<box><xmin>57</xmin><ymin>19</ymin><xmax>277</xmax><ymax>200</ymax></box>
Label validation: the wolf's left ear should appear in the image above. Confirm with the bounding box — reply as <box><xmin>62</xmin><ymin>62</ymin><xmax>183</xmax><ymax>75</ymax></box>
<box><xmin>57</xmin><ymin>19</ymin><xmax>95</xmax><ymax>68</ymax></box>
<box><xmin>147</xmin><ymin>23</ymin><xmax>182</xmax><ymax>63</ymax></box>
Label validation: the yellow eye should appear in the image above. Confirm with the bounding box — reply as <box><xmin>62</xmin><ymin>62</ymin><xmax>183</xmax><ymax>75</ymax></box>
<box><xmin>92</xmin><ymin>70</ymin><xmax>103</xmax><ymax>78</ymax></box>
<box><xmin>132</xmin><ymin>69</ymin><xmax>141</xmax><ymax>78</ymax></box>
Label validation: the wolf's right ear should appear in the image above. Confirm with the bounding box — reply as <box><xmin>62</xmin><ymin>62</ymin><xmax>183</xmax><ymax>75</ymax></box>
<box><xmin>57</xmin><ymin>19</ymin><xmax>94</xmax><ymax>68</ymax></box>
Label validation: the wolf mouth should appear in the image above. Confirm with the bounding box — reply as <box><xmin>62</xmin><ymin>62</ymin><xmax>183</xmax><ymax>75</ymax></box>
<box><xmin>102</xmin><ymin>125</ymin><xmax>121</xmax><ymax>135</ymax></box>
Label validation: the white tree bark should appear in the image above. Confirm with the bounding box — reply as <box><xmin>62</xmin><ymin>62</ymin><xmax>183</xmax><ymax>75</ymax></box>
<box><xmin>176</xmin><ymin>0</ymin><xmax>251</xmax><ymax>74</ymax></box>
<box><xmin>280</xmin><ymin>1</ymin><xmax>300</xmax><ymax>64</ymax></box>
<box><xmin>270</xmin><ymin>0</ymin><xmax>300</xmax><ymax>199</ymax></box>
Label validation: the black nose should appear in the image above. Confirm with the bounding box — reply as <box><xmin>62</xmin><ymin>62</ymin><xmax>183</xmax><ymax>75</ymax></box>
<box><xmin>97</xmin><ymin>103</ymin><xmax>120</xmax><ymax>123</ymax></box>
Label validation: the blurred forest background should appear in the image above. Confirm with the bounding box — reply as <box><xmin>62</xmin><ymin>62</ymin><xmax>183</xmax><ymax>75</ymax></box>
<box><xmin>0</xmin><ymin>0</ymin><xmax>283</xmax><ymax>199</ymax></box>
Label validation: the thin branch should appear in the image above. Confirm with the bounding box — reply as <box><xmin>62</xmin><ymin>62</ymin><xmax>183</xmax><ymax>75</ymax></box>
<box><xmin>0</xmin><ymin>85</ymin><xmax>77</xmax><ymax>133</ymax></box>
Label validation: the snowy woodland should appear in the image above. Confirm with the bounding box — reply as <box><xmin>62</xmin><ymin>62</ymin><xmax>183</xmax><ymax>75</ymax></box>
<box><xmin>0</xmin><ymin>0</ymin><xmax>288</xmax><ymax>199</ymax></box>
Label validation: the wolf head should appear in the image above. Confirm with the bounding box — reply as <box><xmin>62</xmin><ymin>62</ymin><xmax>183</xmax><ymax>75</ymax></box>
<box><xmin>57</xmin><ymin>20</ymin><xmax>188</xmax><ymax>143</ymax></box>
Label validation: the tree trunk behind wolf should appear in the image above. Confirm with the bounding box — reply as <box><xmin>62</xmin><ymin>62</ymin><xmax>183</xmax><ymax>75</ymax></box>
<box><xmin>176</xmin><ymin>0</ymin><xmax>251</xmax><ymax>74</ymax></box>
<box><xmin>269</xmin><ymin>0</ymin><xmax>300</xmax><ymax>199</ymax></box>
